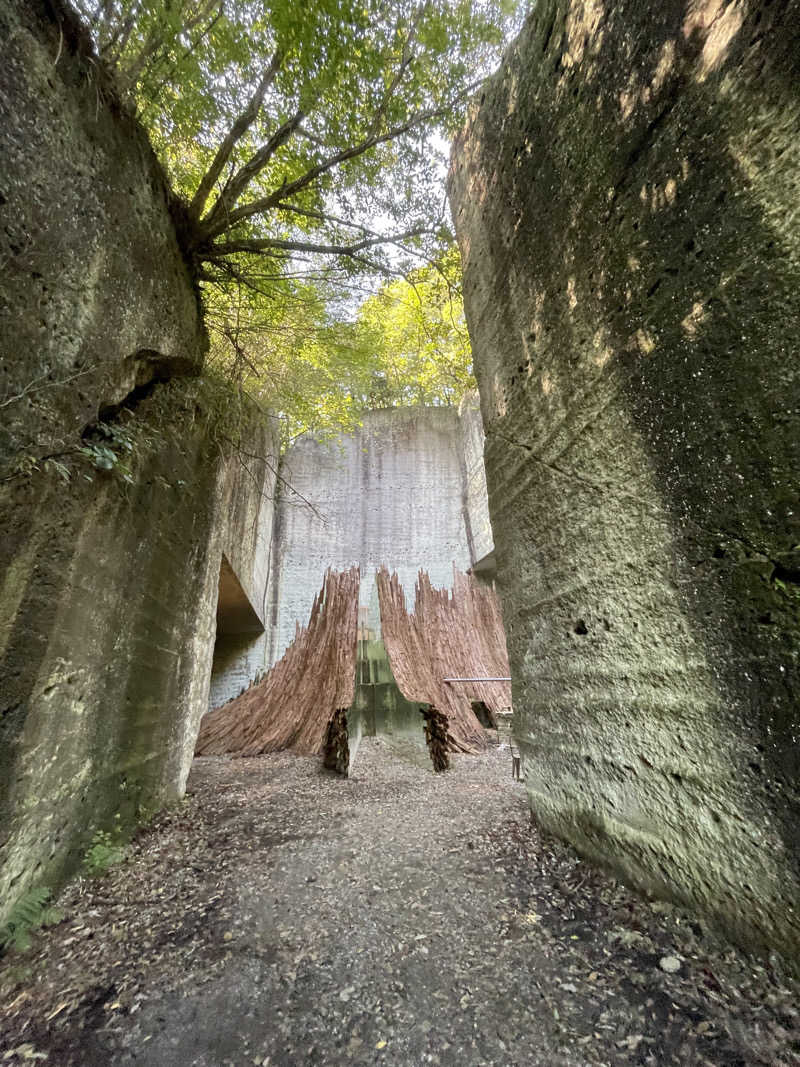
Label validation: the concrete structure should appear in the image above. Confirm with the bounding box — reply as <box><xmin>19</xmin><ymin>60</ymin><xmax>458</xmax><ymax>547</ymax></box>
<box><xmin>207</xmin><ymin>469</ymin><xmax>277</xmax><ymax>710</ymax></box>
<box><xmin>450</xmin><ymin>0</ymin><xmax>800</xmax><ymax>957</ymax></box>
<box><xmin>208</xmin><ymin>402</ymin><xmax>496</xmax><ymax>709</ymax></box>
<box><xmin>270</xmin><ymin>406</ymin><xmax>477</xmax><ymax>664</ymax></box>
<box><xmin>348</xmin><ymin>635</ymin><xmax>429</xmax><ymax>766</ymax></box>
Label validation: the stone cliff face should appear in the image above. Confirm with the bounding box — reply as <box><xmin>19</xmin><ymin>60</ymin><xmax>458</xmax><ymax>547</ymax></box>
<box><xmin>0</xmin><ymin>0</ymin><xmax>277</xmax><ymax>920</ymax></box>
<box><xmin>0</xmin><ymin>0</ymin><xmax>204</xmax><ymax>474</ymax></box>
<box><xmin>450</xmin><ymin>0</ymin><xmax>800</xmax><ymax>955</ymax></box>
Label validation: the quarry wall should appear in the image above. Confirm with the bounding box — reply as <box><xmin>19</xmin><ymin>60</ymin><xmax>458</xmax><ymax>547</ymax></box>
<box><xmin>450</xmin><ymin>0</ymin><xmax>800</xmax><ymax>957</ymax></box>
<box><xmin>207</xmin><ymin>447</ymin><xmax>277</xmax><ymax>709</ymax></box>
<box><xmin>459</xmin><ymin>393</ymin><xmax>494</xmax><ymax>568</ymax></box>
<box><xmin>0</xmin><ymin>0</ymin><xmax>277</xmax><ymax>921</ymax></box>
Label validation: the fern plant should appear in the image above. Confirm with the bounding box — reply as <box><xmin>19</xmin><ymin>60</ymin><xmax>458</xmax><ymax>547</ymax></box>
<box><xmin>83</xmin><ymin>830</ymin><xmax>125</xmax><ymax>876</ymax></box>
<box><xmin>0</xmin><ymin>887</ymin><xmax>63</xmax><ymax>953</ymax></box>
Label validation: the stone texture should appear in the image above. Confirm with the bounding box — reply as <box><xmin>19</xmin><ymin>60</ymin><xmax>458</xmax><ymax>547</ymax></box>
<box><xmin>459</xmin><ymin>392</ymin><xmax>494</xmax><ymax>567</ymax></box>
<box><xmin>0</xmin><ymin>0</ymin><xmax>204</xmax><ymax>474</ymax></box>
<box><xmin>0</xmin><ymin>0</ymin><xmax>278</xmax><ymax>922</ymax></box>
<box><xmin>0</xmin><ymin>385</ymin><xmax>277</xmax><ymax>924</ymax></box>
<box><xmin>207</xmin><ymin>447</ymin><xmax>277</xmax><ymax>709</ymax></box>
<box><xmin>450</xmin><ymin>0</ymin><xmax>800</xmax><ymax>956</ymax></box>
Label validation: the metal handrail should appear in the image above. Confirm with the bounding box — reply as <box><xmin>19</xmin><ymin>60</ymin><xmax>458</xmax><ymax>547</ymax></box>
<box><xmin>443</xmin><ymin>676</ymin><xmax>511</xmax><ymax>682</ymax></box>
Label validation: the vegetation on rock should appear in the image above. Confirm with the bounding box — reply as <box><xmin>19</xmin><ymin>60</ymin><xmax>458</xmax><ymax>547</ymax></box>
<box><xmin>74</xmin><ymin>0</ymin><xmax>518</xmax><ymax>439</ymax></box>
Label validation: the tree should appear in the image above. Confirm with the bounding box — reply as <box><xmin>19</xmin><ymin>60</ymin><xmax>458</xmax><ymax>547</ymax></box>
<box><xmin>74</xmin><ymin>0</ymin><xmax>520</xmax><ymax>438</ymax></box>
<box><xmin>77</xmin><ymin>0</ymin><xmax>518</xmax><ymax>275</ymax></box>
<box><xmin>203</xmin><ymin>250</ymin><xmax>474</xmax><ymax>443</ymax></box>
<box><xmin>354</xmin><ymin>249</ymin><xmax>474</xmax><ymax>407</ymax></box>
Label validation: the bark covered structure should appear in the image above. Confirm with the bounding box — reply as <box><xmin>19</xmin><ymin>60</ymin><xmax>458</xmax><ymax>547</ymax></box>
<box><xmin>196</xmin><ymin>568</ymin><xmax>360</xmax><ymax>758</ymax></box>
<box><xmin>449</xmin><ymin>0</ymin><xmax>800</xmax><ymax>956</ymax></box>
<box><xmin>377</xmin><ymin>566</ymin><xmax>511</xmax><ymax>753</ymax></box>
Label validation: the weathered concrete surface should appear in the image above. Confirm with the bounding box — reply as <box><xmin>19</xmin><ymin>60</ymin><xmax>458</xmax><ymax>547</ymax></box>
<box><xmin>207</xmin><ymin>444</ymin><xmax>277</xmax><ymax>708</ymax></box>
<box><xmin>450</xmin><ymin>0</ymin><xmax>800</xmax><ymax>956</ymax></box>
<box><xmin>0</xmin><ymin>384</ymin><xmax>277</xmax><ymax>924</ymax></box>
<box><xmin>349</xmin><ymin>635</ymin><xmax>430</xmax><ymax>764</ymax></box>
<box><xmin>0</xmin><ymin>0</ymin><xmax>278</xmax><ymax>923</ymax></box>
<box><xmin>267</xmin><ymin>407</ymin><xmax>484</xmax><ymax>666</ymax></box>
<box><xmin>459</xmin><ymin>392</ymin><xmax>494</xmax><ymax>568</ymax></box>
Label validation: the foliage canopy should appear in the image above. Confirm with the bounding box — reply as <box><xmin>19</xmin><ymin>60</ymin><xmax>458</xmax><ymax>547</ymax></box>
<box><xmin>204</xmin><ymin>249</ymin><xmax>473</xmax><ymax>443</ymax></box>
<box><xmin>75</xmin><ymin>0</ymin><xmax>519</xmax><ymax>438</ymax></box>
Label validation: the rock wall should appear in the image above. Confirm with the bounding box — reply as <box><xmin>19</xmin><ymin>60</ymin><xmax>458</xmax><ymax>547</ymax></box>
<box><xmin>450</xmin><ymin>0</ymin><xmax>800</xmax><ymax>956</ymax></box>
<box><xmin>0</xmin><ymin>0</ymin><xmax>204</xmax><ymax>475</ymax></box>
<box><xmin>0</xmin><ymin>0</ymin><xmax>278</xmax><ymax>921</ymax></box>
<box><xmin>208</xmin><ymin>445</ymin><xmax>277</xmax><ymax>709</ymax></box>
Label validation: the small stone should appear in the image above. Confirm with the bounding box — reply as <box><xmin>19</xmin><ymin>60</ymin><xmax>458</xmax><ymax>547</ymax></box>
<box><xmin>659</xmin><ymin>955</ymin><xmax>681</xmax><ymax>973</ymax></box>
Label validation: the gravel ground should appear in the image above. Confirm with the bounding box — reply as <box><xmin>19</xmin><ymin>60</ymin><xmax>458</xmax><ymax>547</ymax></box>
<box><xmin>1</xmin><ymin>738</ymin><xmax>799</xmax><ymax>1066</ymax></box>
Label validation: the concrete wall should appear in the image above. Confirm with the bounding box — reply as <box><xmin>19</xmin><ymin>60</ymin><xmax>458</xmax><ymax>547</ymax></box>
<box><xmin>267</xmin><ymin>406</ymin><xmax>487</xmax><ymax>667</ymax></box>
<box><xmin>349</xmin><ymin>636</ymin><xmax>429</xmax><ymax>768</ymax></box>
<box><xmin>208</xmin><ymin>447</ymin><xmax>278</xmax><ymax>709</ymax></box>
<box><xmin>450</xmin><ymin>0</ymin><xmax>800</xmax><ymax>957</ymax></box>
<box><xmin>459</xmin><ymin>393</ymin><xmax>494</xmax><ymax>567</ymax></box>
<box><xmin>0</xmin><ymin>0</ymin><xmax>277</xmax><ymax>921</ymax></box>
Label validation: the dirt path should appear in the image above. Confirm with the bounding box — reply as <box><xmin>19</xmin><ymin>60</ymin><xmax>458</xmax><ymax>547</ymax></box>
<box><xmin>1</xmin><ymin>740</ymin><xmax>798</xmax><ymax>1066</ymax></box>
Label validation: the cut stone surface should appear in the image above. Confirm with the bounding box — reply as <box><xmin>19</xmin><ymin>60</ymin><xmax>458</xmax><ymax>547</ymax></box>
<box><xmin>0</xmin><ymin>0</ymin><xmax>278</xmax><ymax>923</ymax></box>
<box><xmin>449</xmin><ymin>0</ymin><xmax>800</xmax><ymax>957</ymax></box>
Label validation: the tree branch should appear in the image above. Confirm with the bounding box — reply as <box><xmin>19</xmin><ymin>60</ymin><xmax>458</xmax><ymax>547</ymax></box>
<box><xmin>121</xmin><ymin>0</ymin><xmax>221</xmax><ymax>91</ymax></box>
<box><xmin>366</xmin><ymin>5</ymin><xmax>423</xmax><ymax>138</ymax></box>
<box><xmin>202</xmin><ymin>227</ymin><xmax>427</xmax><ymax>260</ymax></box>
<box><xmin>0</xmin><ymin>363</ymin><xmax>105</xmax><ymax>410</ymax></box>
<box><xmin>101</xmin><ymin>2</ymin><xmax>143</xmax><ymax>63</ymax></box>
<box><xmin>188</xmin><ymin>46</ymin><xmax>285</xmax><ymax>221</ymax></box>
<box><xmin>198</xmin><ymin>102</ymin><xmax>450</xmax><ymax>241</ymax></box>
<box><xmin>201</xmin><ymin>108</ymin><xmax>305</xmax><ymax>232</ymax></box>
<box><xmin>276</xmin><ymin>202</ymin><xmax>391</xmax><ymax>239</ymax></box>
